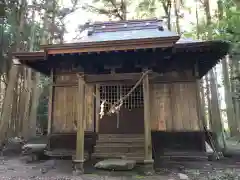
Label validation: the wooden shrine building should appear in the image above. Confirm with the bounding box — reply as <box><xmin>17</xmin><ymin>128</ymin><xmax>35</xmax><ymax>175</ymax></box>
<box><xmin>13</xmin><ymin>19</ymin><xmax>230</xmax><ymax>173</ymax></box>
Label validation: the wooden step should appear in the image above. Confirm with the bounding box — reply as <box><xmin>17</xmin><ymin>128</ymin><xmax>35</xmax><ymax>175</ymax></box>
<box><xmin>92</xmin><ymin>152</ymin><xmax>145</xmax><ymax>162</ymax></box>
<box><xmin>98</xmin><ymin>134</ymin><xmax>144</xmax><ymax>138</ymax></box>
<box><xmin>95</xmin><ymin>143</ymin><xmax>144</xmax><ymax>148</ymax></box>
<box><xmin>161</xmin><ymin>151</ymin><xmax>208</xmax><ymax>161</ymax></box>
<box><xmin>97</xmin><ymin>137</ymin><xmax>144</xmax><ymax>143</ymax></box>
<box><xmin>94</xmin><ymin>146</ymin><xmax>144</xmax><ymax>154</ymax></box>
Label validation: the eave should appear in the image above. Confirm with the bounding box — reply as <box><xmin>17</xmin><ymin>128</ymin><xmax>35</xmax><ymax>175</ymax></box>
<box><xmin>12</xmin><ymin>51</ymin><xmax>45</xmax><ymax>61</ymax></box>
<box><xmin>13</xmin><ymin>40</ymin><xmax>230</xmax><ymax>78</ymax></box>
<box><xmin>42</xmin><ymin>36</ymin><xmax>180</xmax><ymax>55</ymax></box>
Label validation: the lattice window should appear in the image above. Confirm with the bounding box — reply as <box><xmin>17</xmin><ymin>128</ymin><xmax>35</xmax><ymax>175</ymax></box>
<box><xmin>99</xmin><ymin>84</ymin><xmax>144</xmax><ymax>110</ymax></box>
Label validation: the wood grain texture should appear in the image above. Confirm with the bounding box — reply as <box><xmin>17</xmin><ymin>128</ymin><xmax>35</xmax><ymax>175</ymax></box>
<box><xmin>52</xmin><ymin>74</ymin><xmax>95</xmax><ymax>133</ymax></box>
<box><xmin>52</xmin><ymin>86</ymin><xmax>77</xmax><ymax>133</ymax></box>
<box><xmin>48</xmin><ymin>70</ymin><xmax>54</xmax><ymax>134</ymax></box>
<box><xmin>51</xmin><ymin>73</ymin><xmax>201</xmax><ymax>133</ymax></box>
<box><xmin>84</xmin><ymin>84</ymin><xmax>94</xmax><ymax>131</ymax></box>
<box><xmin>150</xmin><ymin>82</ymin><xmax>200</xmax><ymax>131</ymax></box>
<box><xmin>76</xmin><ymin>76</ymin><xmax>85</xmax><ymax>161</ymax></box>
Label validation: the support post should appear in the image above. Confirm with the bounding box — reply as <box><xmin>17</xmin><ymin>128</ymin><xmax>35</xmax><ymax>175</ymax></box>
<box><xmin>143</xmin><ymin>72</ymin><xmax>154</xmax><ymax>174</ymax></box>
<box><xmin>47</xmin><ymin>69</ymin><xmax>54</xmax><ymax>135</ymax></box>
<box><xmin>194</xmin><ymin>63</ymin><xmax>204</xmax><ymax>130</ymax></box>
<box><xmin>95</xmin><ymin>84</ymin><xmax>100</xmax><ymax>133</ymax></box>
<box><xmin>73</xmin><ymin>75</ymin><xmax>85</xmax><ymax>175</ymax></box>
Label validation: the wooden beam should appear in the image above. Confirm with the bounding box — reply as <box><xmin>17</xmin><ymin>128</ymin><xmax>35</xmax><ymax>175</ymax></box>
<box><xmin>84</xmin><ymin>73</ymin><xmax>196</xmax><ymax>83</ymax></box>
<box><xmin>143</xmin><ymin>72</ymin><xmax>153</xmax><ymax>162</ymax></box>
<box><xmin>84</xmin><ymin>73</ymin><xmax>142</xmax><ymax>83</ymax></box>
<box><xmin>45</xmin><ymin>37</ymin><xmax>178</xmax><ymax>55</ymax></box>
<box><xmin>47</xmin><ymin>69</ymin><xmax>54</xmax><ymax>135</ymax></box>
<box><xmin>74</xmin><ymin>75</ymin><xmax>85</xmax><ymax>174</ymax></box>
<box><xmin>52</xmin><ymin>84</ymin><xmax>77</xmax><ymax>87</ymax></box>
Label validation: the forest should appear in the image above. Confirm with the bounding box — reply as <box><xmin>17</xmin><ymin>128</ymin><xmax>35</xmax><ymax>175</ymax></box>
<box><xmin>0</xmin><ymin>0</ymin><xmax>240</xmax><ymax>149</ymax></box>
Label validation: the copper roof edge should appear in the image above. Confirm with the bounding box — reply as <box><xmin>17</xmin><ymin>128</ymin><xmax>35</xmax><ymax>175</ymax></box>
<box><xmin>41</xmin><ymin>36</ymin><xmax>180</xmax><ymax>50</ymax></box>
<box><xmin>175</xmin><ymin>40</ymin><xmax>231</xmax><ymax>52</ymax></box>
<box><xmin>12</xmin><ymin>51</ymin><xmax>45</xmax><ymax>57</ymax></box>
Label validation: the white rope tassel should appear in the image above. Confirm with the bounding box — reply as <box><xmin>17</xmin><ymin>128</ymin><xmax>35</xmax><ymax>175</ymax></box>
<box><xmin>107</xmin><ymin>70</ymin><xmax>151</xmax><ymax>115</ymax></box>
<box><xmin>97</xmin><ymin>70</ymin><xmax>152</xmax><ymax>119</ymax></box>
<box><xmin>99</xmin><ymin>100</ymin><xmax>106</xmax><ymax>119</ymax></box>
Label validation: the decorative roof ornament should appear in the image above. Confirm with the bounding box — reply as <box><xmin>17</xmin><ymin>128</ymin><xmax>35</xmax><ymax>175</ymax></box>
<box><xmin>158</xmin><ymin>25</ymin><xmax>164</xmax><ymax>31</ymax></box>
<box><xmin>87</xmin><ymin>27</ymin><xmax>94</xmax><ymax>36</ymax></box>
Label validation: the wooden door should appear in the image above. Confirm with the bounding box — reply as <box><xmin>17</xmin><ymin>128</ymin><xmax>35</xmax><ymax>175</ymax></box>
<box><xmin>98</xmin><ymin>84</ymin><xmax>144</xmax><ymax>134</ymax></box>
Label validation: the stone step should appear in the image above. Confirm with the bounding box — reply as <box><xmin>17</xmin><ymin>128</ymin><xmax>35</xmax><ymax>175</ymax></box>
<box><xmin>44</xmin><ymin>149</ymin><xmax>89</xmax><ymax>159</ymax></box>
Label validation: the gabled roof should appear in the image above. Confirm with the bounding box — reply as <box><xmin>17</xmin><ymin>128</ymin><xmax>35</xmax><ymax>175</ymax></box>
<box><xmin>42</xmin><ymin>18</ymin><xmax>180</xmax><ymax>54</ymax></box>
<box><xmin>12</xmin><ymin>19</ymin><xmax>230</xmax><ymax>77</ymax></box>
<box><xmin>70</xmin><ymin>18</ymin><xmax>178</xmax><ymax>43</ymax></box>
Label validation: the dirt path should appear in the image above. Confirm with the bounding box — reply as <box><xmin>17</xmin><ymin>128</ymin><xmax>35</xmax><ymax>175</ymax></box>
<box><xmin>0</xmin><ymin>156</ymin><xmax>240</xmax><ymax>180</ymax></box>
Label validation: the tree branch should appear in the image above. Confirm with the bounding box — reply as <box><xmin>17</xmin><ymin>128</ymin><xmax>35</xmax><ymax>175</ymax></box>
<box><xmin>108</xmin><ymin>0</ymin><xmax>124</xmax><ymax>20</ymax></box>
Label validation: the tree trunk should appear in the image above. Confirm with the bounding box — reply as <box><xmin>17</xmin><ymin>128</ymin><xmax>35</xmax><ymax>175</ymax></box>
<box><xmin>232</xmin><ymin>57</ymin><xmax>240</xmax><ymax>131</ymax></box>
<box><xmin>162</xmin><ymin>0</ymin><xmax>172</xmax><ymax>30</ymax></box>
<box><xmin>173</xmin><ymin>0</ymin><xmax>181</xmax><ymax>34</ymax></box>
<box><xmin>195</xmin><ymin>0</ymin><xmax>207</xmax><ymax>127</ymax></box>
<box><xmin>22</xmin><ymin>69</ymin><xmax>32</xmax><ymax>139</ymax></box>
<box><xmin>222</xmin><ymin>56</ymin><xmax>237</xmax><ymax>136</ymax></box>
<box><xmin>209</xmin><ymin>69</ymin><xmax>225</xmax><ymax>148</ymax></box>
<box><xmin>203</xmin><ymin>0</ymin><xmax>225</xmax><ymax>150</ymax></box>
<box><xmin>205</xmin><ymin>75</ymin><xmax>213</xmax><ymax>128</ymax></box>
<box><xmin>0</xmin><ymin>0</ymin><xmax>26</xmax><ymax>142</ymax></box>
<box><xmin>17</xmin><ymin>74</ymin><xmax>25</xmax><ymax>136</ymax></box>
<box><xmin>121</xmin><ymin>0</ymin><xmax>127</xmax><ymax>20</ymax></box>
<box><xmin>10</xmin><ymin>81</ymin><xmax>19</xmax><ymax>136</ymax></box>
<box><xmin>29</xmin><ymin>73</ymin><xmax>41</xmax><ymax>137</ymax></box>
<box><xmin>24</xmin><ymin>3</ymin><xmax>38</xmax><ymax>138</ymax></box>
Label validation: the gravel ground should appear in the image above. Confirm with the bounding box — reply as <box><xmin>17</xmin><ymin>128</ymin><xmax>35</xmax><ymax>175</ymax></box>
<box><xmin>0</xmin><ymin>156</ymin><xmax>240</xmax><ymax>180</ymax></box>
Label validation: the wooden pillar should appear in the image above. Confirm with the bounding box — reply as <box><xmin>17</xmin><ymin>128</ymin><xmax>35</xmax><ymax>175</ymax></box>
<box><xmin>73</xmin><ymin>75</ymin><xmax>85</xmax><ymax>174</ymax></box>
<box><xmin>47</xmin><ymin>70</ymin><xmax>54</xmax><ymax>135</ymax></box>
<box><xmin>85</xmin><ymin>84</ymin><xmax>94</xmax><ymax>131</ymax></box>
<box><xmin>95</xmin><ymin>84</ymin><xmax>100</xmax><ymax>133</ymax></box>
<box><xmin>143</xmin><ymin>72</ymin><xmax>154</xmax><ymax>173</ymax></box>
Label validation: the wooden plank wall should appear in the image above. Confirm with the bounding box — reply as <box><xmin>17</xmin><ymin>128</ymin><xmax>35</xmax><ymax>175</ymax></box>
<box><xmin>51</xmin><ymin>72</ymin><xmax>200</xmax><ymax>133</ymax></box>
<box><xmin>52</xmin><ymin>74</ymin><xmax>94</xmax><ymax>133</ymax></box>
<box><xmin>150</xmin><ymin>82</ymin><xmax>200</xmax><ymax>131</ymax></box>
<box><xmin>53</xmin><ymin>86</ymin><xmax>77</xmax><ymax>132</ymax></box>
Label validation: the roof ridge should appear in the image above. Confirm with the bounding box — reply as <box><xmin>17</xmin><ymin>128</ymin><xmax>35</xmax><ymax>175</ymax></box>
<box><xmin>84</xmin><ymin>18</ymin><xmax>164</xmax><ymax>34</ymax></box>
<box><xmin>91</xmin><ymin>18</ymin><xmax>161</xmax><ymax>25</ymax></box>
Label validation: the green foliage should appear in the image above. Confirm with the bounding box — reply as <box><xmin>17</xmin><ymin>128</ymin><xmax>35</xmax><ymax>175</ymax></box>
<box><xmin>182</xmin><ymin>0</ymin><xmax>240</xmax><ymax>54</ymax></box>
<box><xmin>83</xmin><ymin>0</ymin><xmax>128</xmax><ymax>20</ymax></box>
<box><xmin>136</xmin><ymin>0</ymin><xmax>157</xmax><ymax>18</ymax></box>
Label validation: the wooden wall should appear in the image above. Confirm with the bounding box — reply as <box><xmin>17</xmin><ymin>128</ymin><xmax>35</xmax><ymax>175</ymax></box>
<box><xmin>150</xmin><ymin>82</ymin><xmax>201</xmax><ymax>131</ymax></box>
<box><xmin>52</xmin><ymin>74</ymin><xmax>94</xmax><ymax>133</ymax></box>
<box><xmin>50</xmin><ymin>73</ymin><xmax>200</xmax><ymax>133</ymax></box>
